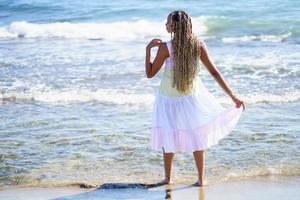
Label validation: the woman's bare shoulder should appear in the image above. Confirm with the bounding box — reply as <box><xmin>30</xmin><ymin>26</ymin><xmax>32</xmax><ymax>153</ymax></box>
<box><xmin>159</xmin><ymin>41</ymin><xmax>169</xmax><ymax>57</ymax></box>
<box><xmin>197</xmin><ymin>38</ymin><xmax>207</xmax><ymax>49</ymax></box>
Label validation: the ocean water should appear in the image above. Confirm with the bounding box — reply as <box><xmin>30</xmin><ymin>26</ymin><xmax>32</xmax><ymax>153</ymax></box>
<box><xmin>0</xmin><ymin>0</ymin><xmax>299</xmax><ymax>189</ymax></box>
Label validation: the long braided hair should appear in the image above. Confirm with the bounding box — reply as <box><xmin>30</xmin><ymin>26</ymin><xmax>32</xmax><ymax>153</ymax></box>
<box><xmin>169</xmin><ymin>10</ymin><xmax>201</xmax><ymax>93</ymax></box>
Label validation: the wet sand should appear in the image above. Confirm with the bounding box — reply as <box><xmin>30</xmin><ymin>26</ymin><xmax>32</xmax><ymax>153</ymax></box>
<box><xmin>0</xmin><ymin>176</ymin><xmax>299</xmax><ymax>200</ymax></box>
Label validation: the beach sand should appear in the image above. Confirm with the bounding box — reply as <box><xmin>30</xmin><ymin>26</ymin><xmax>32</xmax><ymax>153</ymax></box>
<box><xmin>0</xmin><ymin>176</ymin><xmax>299</xmax><ymax>200</ymax></box>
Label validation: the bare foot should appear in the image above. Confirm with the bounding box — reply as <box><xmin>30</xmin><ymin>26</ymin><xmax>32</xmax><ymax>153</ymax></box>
<box><xmin>193</xmin><ymin>178</ymin><xmax>207</xmax><ymax>187</ymax></box>
<box><xmin>160</xmin><ymin>177</ymin><xmax>173</xmax><ymax>185</ymax></box>
<box><xmin>143</xmin><ymin>177</ymin><xmax>173</xmax><ymax>188</ymax></box>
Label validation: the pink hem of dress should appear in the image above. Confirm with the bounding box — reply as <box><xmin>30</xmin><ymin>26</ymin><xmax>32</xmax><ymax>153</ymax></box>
<box><xmin>151</xmin><ymin>105</ymin><xmax>243</xmax><ymax>153</ymax></box>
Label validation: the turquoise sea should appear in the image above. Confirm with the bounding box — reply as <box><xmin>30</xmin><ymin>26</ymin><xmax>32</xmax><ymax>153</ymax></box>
<box><xmin>0</xmin><ymin>0</ymin><xmax>299</xmax><ymax>189</ymax></box>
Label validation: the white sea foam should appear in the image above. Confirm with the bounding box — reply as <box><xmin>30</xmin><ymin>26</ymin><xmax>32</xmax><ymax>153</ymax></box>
<box><xmin>222</xmin><ymin>32</ymin><xmax>292</xmax><ymax>43</ymax></box>
<box><xmin>0</xmin><ymin>88</ymin><xmax>155</xmax><ymax>106</ymax></box>
<box><xmin>221</xmin><ymin>52</ymin><xmax>280</xmax><ymax>70</ymax></box>
<box><xmin>246</xmin><ymin>91</ymin><xmax>300</xmax><ymax>104</ymax></box>
<box><xmin>219</xmin><ymin>91</ymin><xmax>300</xmax><ymax>105</ymax></box>
<box><xmin>0</xmin><ymin>17</ymin><xmax>208</xmax><ymax>41</ymax></box>
<box><xmin>0</xmin><ymin>28</ymin><xmax>17</xmax><ymax>38</ymax></box>
<box><xmin>1</xmin><ymin>88</ymin><xmax>299</xmax><ymax>105</ymax></box>
<box><xmin>3</xmin><ymin>162</ymin><xmax>300</xmax><ymax>189</ymax></box>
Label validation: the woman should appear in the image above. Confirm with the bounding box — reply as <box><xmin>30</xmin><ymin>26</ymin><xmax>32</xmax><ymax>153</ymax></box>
<box><xmin>145</xmin><ymin>10</ymin><xmax>245</xmax><ymax>186</ymax></box>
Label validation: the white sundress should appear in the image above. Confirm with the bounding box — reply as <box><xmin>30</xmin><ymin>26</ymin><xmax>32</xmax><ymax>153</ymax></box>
<box><xmin>150</xmin><ymin>40</ymin><xmax>243</xmax><ymax>153</ymax></box>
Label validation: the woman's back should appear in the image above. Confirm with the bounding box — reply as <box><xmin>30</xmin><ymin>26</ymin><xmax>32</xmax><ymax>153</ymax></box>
<box><xmin>159</xmin><ymin>40</ymin><xmax>200</xmax><ymax>97</ymax></box>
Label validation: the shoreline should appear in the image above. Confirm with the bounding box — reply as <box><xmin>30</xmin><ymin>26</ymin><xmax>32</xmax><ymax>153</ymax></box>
<box><xmin>0</xmin><ymin>175</ymin><xmax>299</xmax><ymax>200</ymax></box>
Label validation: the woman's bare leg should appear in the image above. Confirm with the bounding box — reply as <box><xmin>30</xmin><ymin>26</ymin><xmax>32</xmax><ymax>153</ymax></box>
<box><xmin>163</xmin><ymin>148</ymin><xmax>174</xmax><ymax>183</ymax></box>
<box><xmin>193</xmin><ymin>150</ymin><xmax>207</xmax><ymax>186</ymax></box>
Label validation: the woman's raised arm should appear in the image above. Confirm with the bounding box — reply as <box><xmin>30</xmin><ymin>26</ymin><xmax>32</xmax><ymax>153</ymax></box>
<box><xmin>145</xmin><ymin>39</ymin><xmax>168</xmax><ymax>78</ymax></box>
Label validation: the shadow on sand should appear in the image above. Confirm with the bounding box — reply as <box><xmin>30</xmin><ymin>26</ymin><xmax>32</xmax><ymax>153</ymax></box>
<box><xmin>51</xmin><ymin>181</ymin><xmax>206</xmax><ymax>200</ymax></box>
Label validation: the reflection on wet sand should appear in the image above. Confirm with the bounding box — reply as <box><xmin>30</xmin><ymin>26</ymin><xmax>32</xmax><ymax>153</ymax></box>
<box><xmin>162</xmin><ymin>184</ymin><xmax>206</xmax><ymax>200</ymax></box>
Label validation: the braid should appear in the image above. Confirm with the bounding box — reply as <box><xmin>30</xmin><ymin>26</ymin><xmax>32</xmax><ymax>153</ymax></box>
<box><xmin>169</xmin><ymin>10</ymin><xmax>201</xmax><ymax>93</ymax></box>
